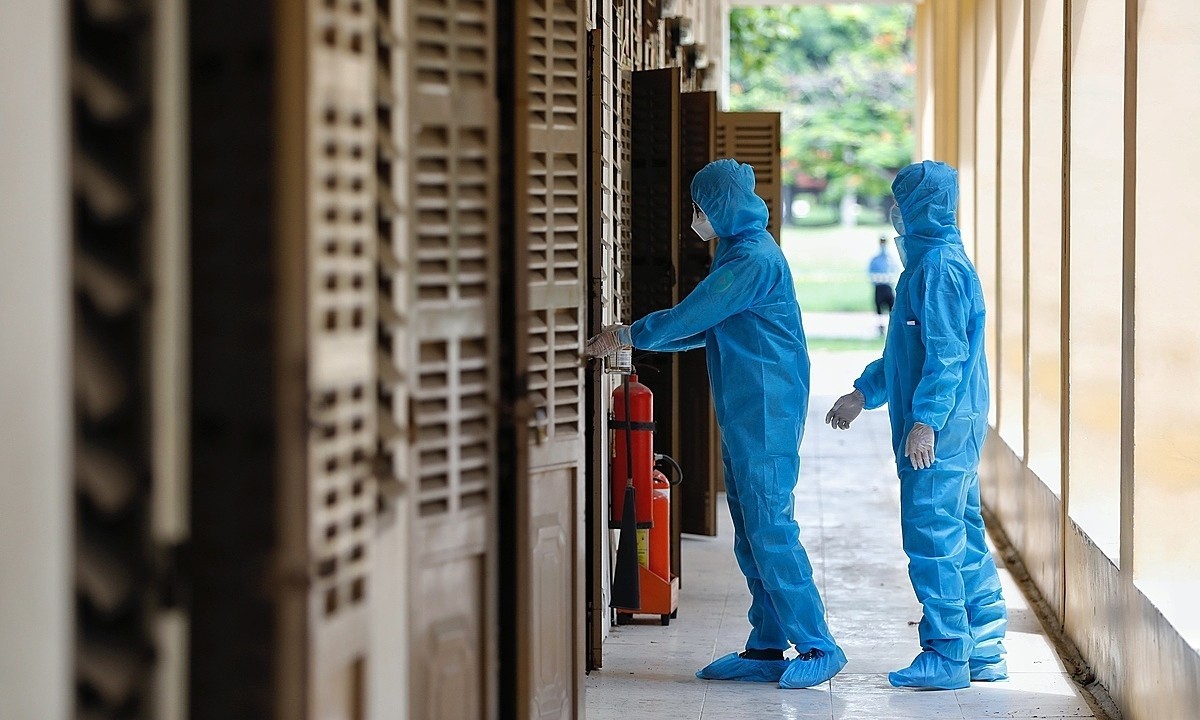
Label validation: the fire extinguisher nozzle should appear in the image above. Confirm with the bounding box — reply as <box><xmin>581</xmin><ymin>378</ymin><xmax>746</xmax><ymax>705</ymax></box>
<box><xmin>610</xmin><ymin>484</ymin><xmax>642</xmax><ymax>610</ymax></box>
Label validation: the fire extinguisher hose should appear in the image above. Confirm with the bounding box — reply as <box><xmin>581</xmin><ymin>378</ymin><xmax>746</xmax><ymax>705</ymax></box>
<box><xmin>654</xmin><ymin>453</ymin><xmax>684</xmax><ymax>486</ymax></box>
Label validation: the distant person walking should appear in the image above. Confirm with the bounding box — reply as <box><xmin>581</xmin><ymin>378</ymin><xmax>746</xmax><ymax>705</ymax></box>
<box><xmin>869</xmin><ymin>235</ymin><xmax>899</xmax><ymax>335</ymax></box>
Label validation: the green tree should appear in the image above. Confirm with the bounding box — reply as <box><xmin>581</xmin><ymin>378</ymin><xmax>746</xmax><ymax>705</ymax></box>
<box><xmin>729</xmin><ymin>5</ymin><xmax>915</xmax><ymax>202</ymax></box>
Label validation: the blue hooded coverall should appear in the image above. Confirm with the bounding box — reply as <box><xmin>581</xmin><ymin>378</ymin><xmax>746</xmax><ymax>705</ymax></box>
<box><xmin>629</xmin><ymin>159</ymin><xmax>837</xmax><ymax>656</ymax></box>
<box><xmin>854</xmin><ymin>161</ymin><xmax>1007</xmax><ymax>667</ymax></box>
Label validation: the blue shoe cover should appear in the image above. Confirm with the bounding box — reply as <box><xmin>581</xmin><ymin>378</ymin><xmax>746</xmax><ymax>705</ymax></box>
<box><xmin>778</xmin><ymin>646</ymin><xmax>847</xmax><ymax>689</ymax></box>
<box><xmin>888</xmin><ymin>651</ymin><xmax>969</xmax><ymax>690</ymax></box>
<box><xmin>969</xmin><ymin>657</ymin><xmax>1008</xmax><ymax>682</ymax></box>
<box><xmin>696</xmin><ymin>652</ymin><xmax>790</xmax><ymax>683</ymax></box>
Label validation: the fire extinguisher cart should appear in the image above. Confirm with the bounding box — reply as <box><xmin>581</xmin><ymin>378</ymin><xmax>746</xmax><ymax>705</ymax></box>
<box><xmin>609</xmin><ymin>374</ymin><xmax>682</xmax><ymax>626</ymax></box>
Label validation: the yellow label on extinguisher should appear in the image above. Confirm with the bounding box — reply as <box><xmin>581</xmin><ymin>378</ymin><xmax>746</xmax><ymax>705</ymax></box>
<box><xmin>637</xmin><ymin>529</ymin><xmax>650</xmax><ymax>568</ymax></box>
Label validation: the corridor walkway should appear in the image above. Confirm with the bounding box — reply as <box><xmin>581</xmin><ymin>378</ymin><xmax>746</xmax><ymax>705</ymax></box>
<box><xmin>586</xmin><ymin>351</ymin><xmax>1105</xmax><ymax>720</ymax></box>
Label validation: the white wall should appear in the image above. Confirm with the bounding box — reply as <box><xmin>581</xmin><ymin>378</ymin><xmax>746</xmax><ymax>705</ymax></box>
<box><xmin>950</xmin><ymin>0</ymin><xmax>1200</xmax><ymax>716</ymax></box>
<box><xmin>0</xmin><ymin>1</ymin><xmax>72</xmax><ymax>718</ymax></box>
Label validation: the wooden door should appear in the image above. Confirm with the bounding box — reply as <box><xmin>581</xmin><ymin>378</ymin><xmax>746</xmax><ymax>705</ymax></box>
<box><xmin>584</xmin><ymin>14</ymin><xmax>623</xmax><ymax>670</ymax></box>
<box><xmin>72</xmin><ymin>1</ymin><xmax>163</xmax><ymax>714</ymax></box>
<box><xmin>677</xmin><ymin>91</ymin><xmax>719</xmax><ymax>538</ymax></box>
<box><xmin>188</xmin><ymin>1</ymin><xmax>282</xmax><ymax>716</ymax></box>
<box><xmin>510</xmin><ymin>1</ymin><xmax>589</xmax><ymax>717</ymax></box>
<box><xmin>631</xmin><ymin>67</ymin><xmax>682</xmax><ymax>582</ymax></box>
<box><xmin>717</xmin><ymin>112</ymin><xmax>783</xmax><ymax>243</ymax></box>
<box><xmin>274</xmin><ymin>2</ymin><xmax>381</xmax><ymax>718</ymax></box>
<box><xmin>402</xmin><ymin>0</ymin><xmax>501</xmax><ymax>718</ymax></box>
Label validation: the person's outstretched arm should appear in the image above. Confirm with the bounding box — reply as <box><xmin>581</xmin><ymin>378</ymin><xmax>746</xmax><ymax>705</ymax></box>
<box><xmin>853</xmin><ymin>358</ymin><xmax>888</xmax><ymax>410</ymax></box>
<box><xmin>630</xmin><ymin>250</ymin><xmax>770</xmax><ymax>352</ymax></box>
<box><xmin>641</xmin><ymin>331</ymin><xmax>708</xmax><ymax>353</ymax></box>
<box><xmin>826</xmin><ymin>356</ymin><xmax>886</xmax><ymax>430</ymax></box>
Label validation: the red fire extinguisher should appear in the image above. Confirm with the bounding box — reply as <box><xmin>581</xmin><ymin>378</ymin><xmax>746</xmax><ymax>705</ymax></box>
<box><xmin>648</xmin><ymin>467</ymin><xmax>671</xmax><ymax>582</ymax></box>
<box><xmin>609</xmin><ymin>374</ymin><xmax>683</xmax><ymax>625</ymax></box>
<box><xmin>648</xmin><ymin>454</ymin><xmax>683</xmax><ymax>591</ymax></box>
<box><xmin>609</xmin><ymin>375</ymin><xmax>654</xmax><ymax>529</ymax></box>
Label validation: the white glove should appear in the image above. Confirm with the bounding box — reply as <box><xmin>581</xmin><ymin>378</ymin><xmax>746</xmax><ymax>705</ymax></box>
<box><xmin>905</xmin><ymin>422</ymin><xmax>936</xmax><ymax>470</ymax></box>
<box><xmin>584</xmin><ymin>324</ymin><xmax>632</xmax><ymax>358</ymax></box>
<box><xmin>825</xmin><ymin>389</ymin><xmax>865</xmax><ymax>430</ymax></box>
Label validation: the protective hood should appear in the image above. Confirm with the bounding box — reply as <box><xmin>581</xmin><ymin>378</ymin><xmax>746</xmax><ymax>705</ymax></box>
<box><xmin>690</xmin><ymin>158</ymin><xmax>770</xmax><ymax>240</ymax></box>
<box><xmin>891</xmin><ymin>160</ymin><xmax>962</xmax><ymax>260</ymax></box>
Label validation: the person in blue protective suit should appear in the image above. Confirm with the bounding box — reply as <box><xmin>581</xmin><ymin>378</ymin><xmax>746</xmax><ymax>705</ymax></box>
<box><xmin>585</xmin><ymin>158</ymin><xmax>846</xmax><ymax>689</ymax></box>
<box><xmin>824</xmin><ymin>160</ymin><xmax>1008</xmax><ymax>690</ymax></box>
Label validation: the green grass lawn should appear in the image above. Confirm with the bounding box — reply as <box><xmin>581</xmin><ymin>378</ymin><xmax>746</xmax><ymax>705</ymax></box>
<box><xmin>780</xmin><ymin>223</ymin><xmax>896</xmax><ymax>313</ymax></box>
<box><xmin>795</xmin><ymin>279</ymin><xmax>875</xmax><ymax>314</ymax></box>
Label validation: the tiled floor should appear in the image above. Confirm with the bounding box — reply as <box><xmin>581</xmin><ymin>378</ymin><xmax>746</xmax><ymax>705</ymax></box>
<box><xmin>586</xmin><ymin>351</ymin><xmax>1102</xmax><ymax>720</ymax></box>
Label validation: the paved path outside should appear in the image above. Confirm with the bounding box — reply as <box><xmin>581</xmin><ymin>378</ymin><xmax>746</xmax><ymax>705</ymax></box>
<box><xmin>586</xmin><ymin>351</ymin><xmax>1101</xmax><ymax>720</ymax></box>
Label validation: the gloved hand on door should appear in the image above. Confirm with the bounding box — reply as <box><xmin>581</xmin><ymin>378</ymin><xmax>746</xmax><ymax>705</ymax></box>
<box><xmin>583</xmin><ymin>324</ymin><xmax>632</xmax><ymax>358</ymax></box>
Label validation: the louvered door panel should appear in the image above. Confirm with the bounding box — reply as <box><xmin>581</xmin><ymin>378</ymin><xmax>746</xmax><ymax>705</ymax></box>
<box><xmin>521</xmin><ymin>1</ymin><xmax>586</xmax><ymax>464</ymax></box>
<box><xmin>369</xmin><ymin>0</ymin><xmax>412</xmax><ymax>713</ymax></box>
<box><xmin>589</xmin><ymin>30</ymin><xmax>622</xmax><ymax>335</ymax></box>
<box><xmin>585</xmin><ymin>11</ymin><xmax>624</xmax><ymax>669</ymax></box>
<box><xmin>677</xmin><ymin>91</ymin><xmax>718</xmax><ymax>538</ymax></box>
<box><xmin>616</xmin><ymin>68</ymin><xmax>634</xmax><ymax>321</ymax></box>
<box><xmin>71</xmin><ymin>1</ymin><xmax>157</xmax><ymax>715</ymax></box>
<box><xmin>631</xmin><ymin>67</ymin><xmax>682</xmax><ymax>579</ymax></box>
<box><xmin>406</xmin><ymin>0</ymin><xmax>500</xmax><ymax>717</ymax></box>
<box><xmin>296</xmin><ymin>2</ymin><xmax>379</xmax><ymax>717</ymax></box>
<box><xmin>621</xmin><ymin>0</ymin><xmax>642</xmax><ymax>72</ymax></box>
<box><xmin>716</xmin><ymin>112</ymin><xmax>782</xmax><ymax>242</ymax></box>
<box><xmin>513</xmin><ymin>1</ymin><xmax>588</xmax><ymax>717</ymax></box>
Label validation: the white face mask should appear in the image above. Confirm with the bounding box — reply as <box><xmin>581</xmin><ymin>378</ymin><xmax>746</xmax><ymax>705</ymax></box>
<box><xmin>691</xmin><ymin>206</ymin><xmax>718</xmax><ymax>242</ymax></box>
<box><xmin>890</xmin><ymin>204</ymin><xmax>906</xmax><ymax>236</ymax></box>
<box><xmin>890</xmin><ymin>205</ymin><xmax>909</xmax><ymax>267</ymax></box>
